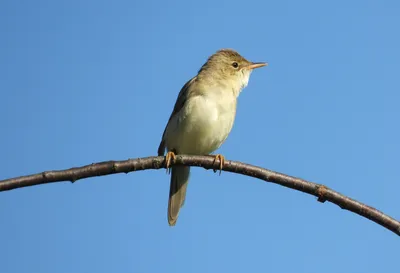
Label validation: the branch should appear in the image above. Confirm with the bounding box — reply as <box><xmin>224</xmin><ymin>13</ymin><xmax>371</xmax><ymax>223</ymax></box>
<box><xmin>1</xmin><ymin>155</ymin><xmax>399</xmax><ymax>236</ymax></box>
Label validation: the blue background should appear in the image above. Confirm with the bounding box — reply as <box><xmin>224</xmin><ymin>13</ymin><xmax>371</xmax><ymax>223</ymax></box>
<box><xmin>1</xmin><ymin>0</ymin><xmax>399</xmax><ymax>272</ymax></box>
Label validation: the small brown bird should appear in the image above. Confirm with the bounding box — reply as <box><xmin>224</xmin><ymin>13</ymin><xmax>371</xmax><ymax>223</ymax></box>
<box><xmin>158</xmin><ymin>49</ymin><xmax>267</xmax><ymax>226</ymax></box>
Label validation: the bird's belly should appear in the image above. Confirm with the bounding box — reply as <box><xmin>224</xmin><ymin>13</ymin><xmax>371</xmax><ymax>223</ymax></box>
<box><xmin>165</xmin><ymin>95</ymin><xmax>236</xmax><ymax>155</ymax></box>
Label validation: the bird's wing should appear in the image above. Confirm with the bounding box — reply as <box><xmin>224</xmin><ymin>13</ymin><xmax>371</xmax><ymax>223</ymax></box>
<box><xmin>157</xmin><ymin>76</ymin><xmax>197</xmax><ymax>156</ymax></box>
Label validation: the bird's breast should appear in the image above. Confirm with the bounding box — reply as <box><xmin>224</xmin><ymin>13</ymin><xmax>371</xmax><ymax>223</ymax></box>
<box><xmin>165</xmin><ymin>92</ymin><xmax>237</xmax><ymax>155</ymax></box>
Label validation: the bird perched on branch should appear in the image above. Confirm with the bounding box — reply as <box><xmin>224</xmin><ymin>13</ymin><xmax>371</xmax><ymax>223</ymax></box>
<box><xmin>158</xmin><ymin>49</ymin><xmax>267</xmax><ymax>226</ymax></box>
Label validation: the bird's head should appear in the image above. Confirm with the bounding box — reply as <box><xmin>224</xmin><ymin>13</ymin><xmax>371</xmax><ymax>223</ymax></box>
<box><xmin>198</xmin><ymin>49</ymin><xmax>267</xmax><ymax>94</ymax></box>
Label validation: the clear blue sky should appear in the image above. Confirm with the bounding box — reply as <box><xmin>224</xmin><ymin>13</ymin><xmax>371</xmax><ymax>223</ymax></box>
<box><xmin>1</xmin><ymin>0</ymin><xmax>399</xmax><ymax>272</ymax></box>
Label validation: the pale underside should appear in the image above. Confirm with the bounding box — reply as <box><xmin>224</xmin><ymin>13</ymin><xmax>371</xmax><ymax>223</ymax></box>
<box><xmin>164</xmin><ymin>88</ymin><xmax>237</xmax><ymax>155</ymax></box>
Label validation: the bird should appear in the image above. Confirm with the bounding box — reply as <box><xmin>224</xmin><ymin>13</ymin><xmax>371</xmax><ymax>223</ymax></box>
<box><xmin>158</xmin><ymin>49</ymin><xmax>267</xmax><ymax>226</ymax></box>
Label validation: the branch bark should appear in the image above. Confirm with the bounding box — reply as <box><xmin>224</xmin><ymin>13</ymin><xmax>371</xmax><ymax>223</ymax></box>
<box><xmin>1</xmin><ymin>155</ymin><xmax>399</xmax><ymax>236</ymax></box>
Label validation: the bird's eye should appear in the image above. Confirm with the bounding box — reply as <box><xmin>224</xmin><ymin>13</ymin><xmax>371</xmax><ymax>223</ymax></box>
<box><xmin>232</xmin><ymin>62</ymin><xmax>239</xmax><ymax>68</ymax></box>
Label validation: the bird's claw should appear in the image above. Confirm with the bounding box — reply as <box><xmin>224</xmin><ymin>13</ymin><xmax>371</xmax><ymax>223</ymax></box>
<box><xmin>165</xmin><ymin>151</ymin><xmax>176</xmax><ymax>173</ymax></box>
<box><xmin>213</xmin><ymin>154</ymin><xmax>225</xmax><ymax>175</ymax></box>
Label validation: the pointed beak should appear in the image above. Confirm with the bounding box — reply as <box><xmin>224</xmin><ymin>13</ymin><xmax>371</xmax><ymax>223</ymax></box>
<box><xmin>246</xmin><ymin>62</ymin><xmax>268</xmax><ymax>70</ymax></box>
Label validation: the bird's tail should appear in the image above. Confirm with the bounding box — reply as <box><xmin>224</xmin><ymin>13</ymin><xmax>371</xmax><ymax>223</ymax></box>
<box><xmin>168</xmin><ymin>166</ymin><xmax>190</xmax><ymax>226</ymax></box>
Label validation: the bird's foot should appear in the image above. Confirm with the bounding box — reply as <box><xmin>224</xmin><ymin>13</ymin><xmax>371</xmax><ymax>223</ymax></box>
<box><xmin>212</xmin><ymin>154</ymin><xmax>225</xmax><ymax>175</ymax></box>
<box><xmin>165</xmin><ymin>151</ymin><xmax>176</xmax><ymax>173</ymax></box>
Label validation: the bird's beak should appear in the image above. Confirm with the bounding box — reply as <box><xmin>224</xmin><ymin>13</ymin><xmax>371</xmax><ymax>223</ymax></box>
<box><xmin>246</xmin><ymin>62</ymin><xmax>268</xmax><ymax>70</ymax></box>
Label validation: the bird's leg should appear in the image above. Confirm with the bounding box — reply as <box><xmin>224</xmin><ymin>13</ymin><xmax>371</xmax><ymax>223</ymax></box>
<box><xmin>165</xmin><ymin>151</ymin><xmax>176</xmax><ymax>174</ymax></box>
<box><xmin>212</xmin><ymin>154</ymin><xmax>225</xmax><ymax>175</ymax></box>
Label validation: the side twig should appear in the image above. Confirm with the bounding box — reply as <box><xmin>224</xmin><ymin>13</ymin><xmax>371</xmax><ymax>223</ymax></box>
<box><xmin>0</xmin><ymin>155</ymin><xmax>399</xmax><ymax>236</ymax></box>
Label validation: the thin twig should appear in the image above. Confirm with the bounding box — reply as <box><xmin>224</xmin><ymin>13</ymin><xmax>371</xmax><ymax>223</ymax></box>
<box><xmin>1</xmin><ymin>155</ymin><xmax>399</xmax><ymax>236</ymax></box>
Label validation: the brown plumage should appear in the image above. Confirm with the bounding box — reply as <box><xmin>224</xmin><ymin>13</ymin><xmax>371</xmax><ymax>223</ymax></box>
<box><xmin>158</xmin><ymin>49</ymin><xmax>267</xmax><ymax>226</ymax></box>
